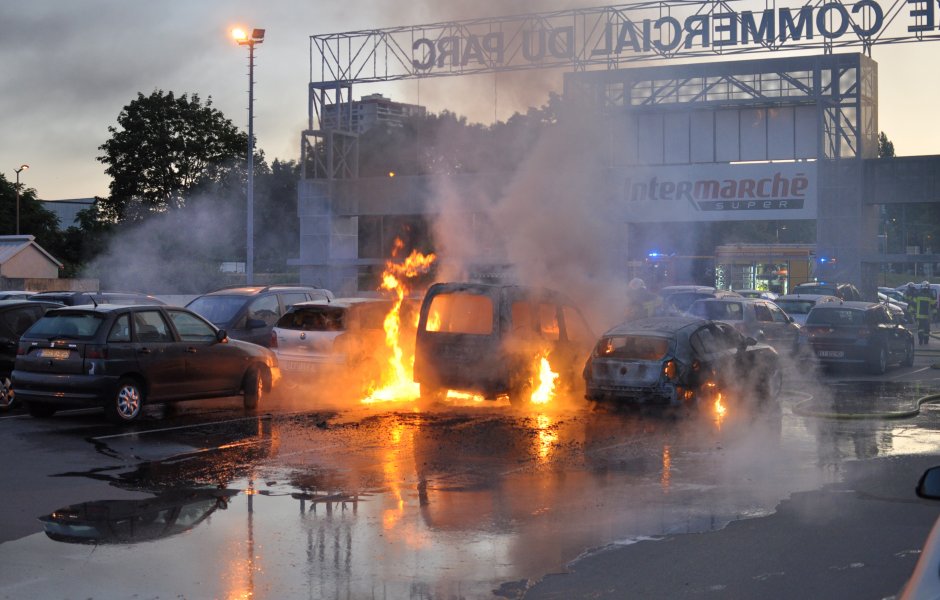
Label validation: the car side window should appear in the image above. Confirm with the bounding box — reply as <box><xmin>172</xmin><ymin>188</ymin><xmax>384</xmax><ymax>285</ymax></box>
<box><xmin>511</xmin><ymin>301</ymin><xmax>536</xmax><ymax>335</ymax></box>
<box><xmin>769</xmin><ymin>304</ymin><xmax>789</xmax><ymax>323</ymax></box>
<box><xmin>247</xmin><ymin>295</ymin><xmax>280</xmax><ymax>327</ymax></box>
<box><xmin>562</xmin><ymin>306</ymin><xmax>592</xmax><ymax>342</ymax></box>
<box><xmin>538</xmin><ymin>303</ymin><xmax>560</xmax><ymax>341</ymax></box>
<box><xmin>754</xmin><ymin>303</ymin><xmax>773</xmax><ymax>323</ymax></box>
<box><xmin>133</xmin><ymin>311</ymin><xmax>173</xmax><ymax>343</ymax></box>
<box><xmin>280</xmin><ymin>293</ymin><xmax>309</xmax><ymax>313</ymax></box>
<box><xmin>690</xmin><ymin>327</ymin><xmax>720</xmax><ymax>355</ymax></box>
<box><xmin>107</xmin><ymin>314</ymin><xmax>131</xmax><ymax>343</ymax></box>
<box><xmin>167</xmin><ymin>310</ymin><xmax>217</xmax><ymax>342</ymax></box>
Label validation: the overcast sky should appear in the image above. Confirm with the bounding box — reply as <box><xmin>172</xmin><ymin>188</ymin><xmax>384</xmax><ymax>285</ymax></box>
<box><xmin>2</xmin><ymin>1</ymin><xmax>939</xmax><ymax>201</ymax></box>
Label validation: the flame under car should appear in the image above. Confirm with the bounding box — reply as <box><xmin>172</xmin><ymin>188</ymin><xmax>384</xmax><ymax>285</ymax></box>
<box><xmin>583</xmin><ymin>316</ymin><xmax>783</xmax><ymax>408</ymax></box>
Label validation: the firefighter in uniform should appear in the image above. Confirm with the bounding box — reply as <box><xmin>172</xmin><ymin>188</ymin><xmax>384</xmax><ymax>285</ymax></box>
<box><xmin>914</xmin><ymin>283</ymin><xmax>936</xmax><ymax>345</ymax></box>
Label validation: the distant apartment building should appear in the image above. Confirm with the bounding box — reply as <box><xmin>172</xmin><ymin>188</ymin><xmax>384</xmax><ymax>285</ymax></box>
<box><xmin>321</xmin><ymin>93</ymin><xmax>426</xmax><ymax>134</ymax></box>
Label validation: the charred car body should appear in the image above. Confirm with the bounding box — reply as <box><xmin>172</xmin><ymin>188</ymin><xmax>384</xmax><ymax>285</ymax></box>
<box><xmin>583</xmin><ymin>316</ymin><xmax>783</xmax><ymax>408</ymax></box>
<box><xmin>413</xmin><ymin>282</ymin><xmax>594</xmax><ymax>406</ymax></box>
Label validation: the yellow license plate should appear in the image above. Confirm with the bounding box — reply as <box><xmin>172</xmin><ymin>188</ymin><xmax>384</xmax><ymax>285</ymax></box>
<box><xmin>39</xmin><ymin>349</ymin><xmax>70</xmax><ymax>359</ymax></box>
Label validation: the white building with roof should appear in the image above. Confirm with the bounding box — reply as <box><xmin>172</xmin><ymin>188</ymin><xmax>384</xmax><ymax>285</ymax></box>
<box><xmin>0</xmin><ymin>235</ymin><xmax>63</xmax><ymax>279</ymax></box>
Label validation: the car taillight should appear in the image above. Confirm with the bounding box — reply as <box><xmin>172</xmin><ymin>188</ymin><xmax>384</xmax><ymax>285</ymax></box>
<box><xmin>85</xmin><ymin>345</ymin><xmax>108</xmax><ymax>359</ymax></box>
<box><xmin>857</xmin><ymin>328</ymin><xmax>871</xmax><ymax>338</ymax></box>
<box><xmin>16</xmin><ymin>343</ymin><xmax>27</xmax><ymax>356</ymax></box>
<box><xmin>663</xmin><ymin>359</ymin><xmax>678</xmax><ymax>382</ymax></box>
<box><xmin>269</xmin><ymin>330</ymin><xmax>278</xmax><ymax>349</ymax></box>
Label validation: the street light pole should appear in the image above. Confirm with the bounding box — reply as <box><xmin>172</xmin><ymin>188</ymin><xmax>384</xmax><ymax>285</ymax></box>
<box><xmin>232</xmin><ymin>27</ymin><xmax>264</xmax><ymax>285</ymax></box>
<box><xmin>14</xmin><ymin>164</ymin><xmax>29</xmax><ymax>235</ymax></box>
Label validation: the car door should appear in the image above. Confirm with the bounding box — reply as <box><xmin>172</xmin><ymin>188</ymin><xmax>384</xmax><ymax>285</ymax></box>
<box><xmin>873</xmin><ymin>306</ymin><xmax>906</xmax><ymax>360</ymax></box>
<box><xmin>130</xmin><ymin>309</ymin><xmax>188</xmax><ymax>400</ymax></box>
<box><xmin>166</xmin><ymin>309</ymin><xmax>245</xmax><ymax>395</ymax></box>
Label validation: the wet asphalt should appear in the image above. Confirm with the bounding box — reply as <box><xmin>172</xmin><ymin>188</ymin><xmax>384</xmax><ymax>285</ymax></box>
<box><xmin>2</xmin><ymin>351</ymin><xmax>940</xmax><ymax>599</ymax></box>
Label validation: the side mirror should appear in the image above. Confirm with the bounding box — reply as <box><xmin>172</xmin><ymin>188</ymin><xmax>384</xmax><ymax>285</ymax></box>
<box><xmin>216</xmin><ymin>329</ymin><xmax>228</xmax><ymax>343</ymax></box>
<box><xmin>246</xmin><ymin>318</ymin><xmax>266</xmax><ymax>330</ymax></box>
<box><xmin>743</xmin><ymin>336</ymin><xmax>758</xmax><ymax>347</ymax></box>
<box><xmin>918</xmin><ymin>467</ymin><xmax>940</xmax><ymax>499</ymax></box>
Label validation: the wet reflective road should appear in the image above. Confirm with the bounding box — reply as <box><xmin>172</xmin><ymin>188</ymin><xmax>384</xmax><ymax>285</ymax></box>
<box><xmin>3</xmin><ymin>363</ymin><xmax>940</xmax><ymax>599</ymax></box>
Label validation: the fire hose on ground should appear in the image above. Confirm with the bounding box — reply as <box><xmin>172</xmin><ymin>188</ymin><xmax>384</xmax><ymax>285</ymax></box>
<box><xmin>791</xmin><ymin>390</ymin><xmax>940</xmax><ymax>420</ymax></box>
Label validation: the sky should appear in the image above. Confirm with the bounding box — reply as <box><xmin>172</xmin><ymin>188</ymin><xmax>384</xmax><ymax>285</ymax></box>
<box><xmin>2</xmin><ymin>0</ymin><xmax>939</xmax><ymax>201</ymax></box>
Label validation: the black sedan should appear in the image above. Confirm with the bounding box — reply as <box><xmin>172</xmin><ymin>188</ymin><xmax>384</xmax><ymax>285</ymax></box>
<box><xmin>12</xmin><ymin>304</ymin><xmax>279</xmax><ymax>423</ymax></box>
<box><xmin>799</xmin><ymin>301</ymin><xmax>914</xmax><ymax>373</ymax></box>
<box><xmin>583</xmin><ymin>316</ymin><xmax>782</xmax><ymax>409</ymax></box>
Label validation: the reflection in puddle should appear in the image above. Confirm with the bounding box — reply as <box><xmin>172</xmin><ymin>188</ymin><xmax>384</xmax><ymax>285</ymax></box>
<box><xmin>6</xmin><ymin>393</ymin><xmax>936</xmax><ymax>598</ymax></box>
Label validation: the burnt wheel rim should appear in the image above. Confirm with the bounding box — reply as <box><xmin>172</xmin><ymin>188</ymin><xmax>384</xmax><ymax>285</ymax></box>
<box><xmin>116</xmin><ymin>385</ymin><xmax>141</xmax><ymax>420</ymax></box>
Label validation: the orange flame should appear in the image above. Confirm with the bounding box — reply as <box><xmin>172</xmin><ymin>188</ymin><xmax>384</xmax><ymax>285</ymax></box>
<box><xmin>530</xmin><ymin>353</ymin><xmax>559</xmax><ymax>405</ymax></box>
<box><xmin>362</xmin><ymin>239</ymin><xmax>436</xmax><ymax>404</ymax></box>
<box><xmin>713</xmin><ymin>393</ymin><xmax>727</xmax><ymax>427</ymax></box>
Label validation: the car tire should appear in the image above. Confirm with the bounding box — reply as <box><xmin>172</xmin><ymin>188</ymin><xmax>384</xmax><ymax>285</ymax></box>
<box><xmin>869</xmin><ymin>345</ymin><xmax>888</xmax><ymax>375</ymax></box>
<box><xmin>243</xmin><ymin>367</ymin><xmax>263</xmax><ymax>411</ymax></box>
<box><xmin>903</xmin><ymin>339</ymin><xmax>915</xmax><ymax>367</ymax></box>
<box><xmin>105</xmin><ymin>378</ymin><xmax>144</xmax><ymax>423</ymax></box>
<box><xmin>27</xmin><ymin>401</ymin><xmax>57</xmax><ymax>418</ymax></box>
<box><xmin>762</xmin><ymin>367</ymin><xmax>784</xmax><ymax>402</ymax></box>
<box><xmin>508</xmin><ymin>371</ymin><xmax>532</xmax><ymax>408</ymax></box>
<box><xmin>0</xmin><ymin>376</ymin><xmax>13</xmax><ymax>409</ymax></box>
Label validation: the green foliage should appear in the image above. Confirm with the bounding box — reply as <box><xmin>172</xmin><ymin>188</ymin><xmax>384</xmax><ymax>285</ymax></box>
<box><xmin>878</xmin><ymin>131</ymin><xmax>895</xmax><ymax>158</ymax></box>
<box><xmin>97</xmin><ymin>90</ymin><xmax>248</xmax><ymax>222</ymax></box>
<box><xmin>0</xmin><ymin>172</ymin><xmax>61</xmax><ymax>247</ymax></box>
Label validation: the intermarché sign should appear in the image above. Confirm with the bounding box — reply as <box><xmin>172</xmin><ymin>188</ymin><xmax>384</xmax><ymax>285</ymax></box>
<box><xmin>312</xmin><ymin>0</ymin><xmax>940</xmax><ymax>83</ymax></box>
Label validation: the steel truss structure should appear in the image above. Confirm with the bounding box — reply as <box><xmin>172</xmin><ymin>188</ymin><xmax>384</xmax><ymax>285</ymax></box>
<box><xmin>302</xmin><ymin>0</ymin><xmax>931</xmax><ymax>179</ymax></box>
<box><xmin>566</xmin><ymin>52</ymin><xmax>877</xmax><ymax>160</ymax></box>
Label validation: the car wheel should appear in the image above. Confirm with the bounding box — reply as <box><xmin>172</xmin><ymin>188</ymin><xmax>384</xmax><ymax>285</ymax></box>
<box><xmin>0</xmin><ymin>376</ymin><xmax>13</xmax><ymax>409</ymax></box>
<box><xmin>243</xmin><ymin>367</ymin><xmax>263</xmax><ymax>410</ymax></box>
<box><xmin>106</xmin><ymin>378</ymin><xmax>144</xmax><ymax>423</ymax></box>
<box><xmin>27</xmin><ymin>401</ymin><xmax>57</xmax><ymax>418</ymax></box>
<box><xmin>869</xmin><ymin>345</ymin><xmax>888</xmax><ymax>375</ymax></box>
<box><xmin>508</xmin><ymin>371</ymin><xmax>532</xmax><ymax>408</ymax></box>
<box><xmin>903</xmin><ymin>339</ymin><xmax>915</xmax><ymax>367</ymax></box>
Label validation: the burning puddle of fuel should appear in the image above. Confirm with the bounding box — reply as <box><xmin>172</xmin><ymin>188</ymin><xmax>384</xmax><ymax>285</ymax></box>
<box><xmin>3</xmin><ymin>384</ymin><xmax>940</xmax><ymax>599</ymax></box>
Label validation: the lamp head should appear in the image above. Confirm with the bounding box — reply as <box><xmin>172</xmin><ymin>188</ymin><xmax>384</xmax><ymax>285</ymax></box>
<box><xmin>15</xmin><ymin>164</ymin><xmax>28</xmax><ymax>174</ymax></box>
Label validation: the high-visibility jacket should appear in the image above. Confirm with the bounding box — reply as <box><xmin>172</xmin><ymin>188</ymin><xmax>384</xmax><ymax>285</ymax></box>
<box><xmin>915</xmin><ymin>293</ymin><xmax>935</xmax><ymax>320</ymax></box>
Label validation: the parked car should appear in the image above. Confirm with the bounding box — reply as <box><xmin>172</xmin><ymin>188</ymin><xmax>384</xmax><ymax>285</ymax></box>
<box><xmin>582</xmin><ymin>316</ymin><xmax>782</xmax><ymax>408</ymax></box>
<box><xmin>686</xmin><ymin>297</ymin><xmax>801</xmax><ymax>354</ymax></box>
<box><xmin>734</xmin><ymin>289</ymin><xmax>778</xmax><ymax>300</ymax></box>
<box><xmin>798</xmin><ymin>301</ymin><xmax>914</xmax><ymax>373</ymax></box>
<box><xmin>28</xmin><ymin>291</ymin><xmax>167</xmax><ymax>306</ymax></box>
<box><xmin>12</xmin><ymin>304</ymin><xmax>279</xmax><ymax>423</ymax></box>
<box><xmin>413</xmin><ymin>282</ymin><xmax>595</xmax><ymax>406</ymax></box>
<box><xmin>186</xmin><ymin>285</ymin><xmax>334</xmax><ymax>347</ymax></box>
<box><xmin>271</xmin><ymin>297</ymin><xmax>405</xmax><ymax>391</ymax></box>
<box><xmin>791</xmin><ymin>281</ymin><xmax>862</xmax><ymax>301</ymax></box>
<box><xmin>0</xmin><ymin>291</ymin><xmax>35</xmax><ymax>301</ymax></box>
<box><xmin>657</xmin><ymin>286</ymin><xmax>742</xmax><ymax>316</ymax></box>
<box><xmin>0</xmin><ymin>300</ymin><xmax>62</xmax><ymax>408</ymax></box>
<box><xmin>771</xmin><ymin>294</ymin><xmax>841</xmax><ymax>326</ymax></box>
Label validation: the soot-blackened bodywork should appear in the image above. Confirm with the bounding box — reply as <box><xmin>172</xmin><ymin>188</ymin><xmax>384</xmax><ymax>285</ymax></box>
<box><xmin>583</xmin><ymin>316</ymin><xmax>781</xmax><ymax>407</ymax></box>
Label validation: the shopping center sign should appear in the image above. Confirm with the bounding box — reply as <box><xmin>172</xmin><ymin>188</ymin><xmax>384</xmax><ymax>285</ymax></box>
<box><xmin>312</xmin><ymin>1</ymin><xmax>940</xmax><ymax>83</ymax></box>
<box><xmin>613</xmin><ymin>162</ymin><xmax>818</xmax><ymax>222</ymax></box>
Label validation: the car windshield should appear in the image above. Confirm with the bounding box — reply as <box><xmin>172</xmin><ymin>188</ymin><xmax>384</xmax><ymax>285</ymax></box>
<box><xmin>27</xmin><ymin>312</ymin><xmax>106</xmax><ymax>340</ymax></box>
<box><xmin>277</xmin><ymin>306</ymin><xmax>347</xmax><ymax>331</ymax></box>
<box><xmin>688</xmin><ymin>301</ymin><xmax>743</xmax><ymax>320</ymax></box>
<box><xmin>595</xmin><ymin>335</ymin><xmax>670</xmax><ymax>360</ymax></box>
<box><xmin>776</xmin><ymin>300</ymin><xmax>816</xmax><ymax>315</ymax></box>
<box><xmin>806</xmin><ymin>307</ymin><xmax>865</xmax><ymax>326</ymax></box>
<box><xmin>186</xmin><ymin>295</ymin><xmax>247</xmax><ymax>325</ymax></box>
<box><xmin>424</xmin><ymin>292</ymin><xmax>494</xmax><ymax>335</ymax></box>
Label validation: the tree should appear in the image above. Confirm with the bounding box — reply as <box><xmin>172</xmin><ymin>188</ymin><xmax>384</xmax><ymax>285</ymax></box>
<box><xmin>97</xmin><ymin>90</ymin><xmax>248</xmax><ymax>221</ymax></box>
<box><xmin>878</xmin><ymin>131</ymin><xmax>895</xmax><ymax>158</ymax></box>
<box><xmin>0</xmin><ymin>173</ymin><xmax>61</xmax><ymax>246</ymax></box>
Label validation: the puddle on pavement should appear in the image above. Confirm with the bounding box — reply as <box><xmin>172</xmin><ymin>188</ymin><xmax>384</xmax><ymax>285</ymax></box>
<box><xmin>3</xmin><ymin>394</ymin><xmax>939</xmax><ymax>598</ymax></box>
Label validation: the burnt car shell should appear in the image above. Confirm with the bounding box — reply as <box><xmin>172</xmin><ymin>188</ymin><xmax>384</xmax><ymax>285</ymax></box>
<box><xmin>413</xmin><ymin>282</ymin><xmax>594</xmax><ymax>404</ymax></box>
<box><xmin>583</xmin><ymin>316</ymin><xmax>781</xmax><ymax>407</ymax></box>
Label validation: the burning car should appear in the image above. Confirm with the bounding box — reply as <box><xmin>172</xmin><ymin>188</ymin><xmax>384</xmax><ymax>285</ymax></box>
<box><xmin>413</xmin><ymin>282</ymin><xmax>594</xmax><ymax>406</ymax></box>
<box><xmin>583</xmin><ymin>316</ymin><xmax>783</xmax><ymax>408</ymax></box>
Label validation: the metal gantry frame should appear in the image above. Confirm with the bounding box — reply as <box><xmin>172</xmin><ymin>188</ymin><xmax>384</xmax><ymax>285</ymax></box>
<box><xmin>302</xmin><ymin>0</ymin><xmax>933</xmax><ymax>180</ymax></box>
